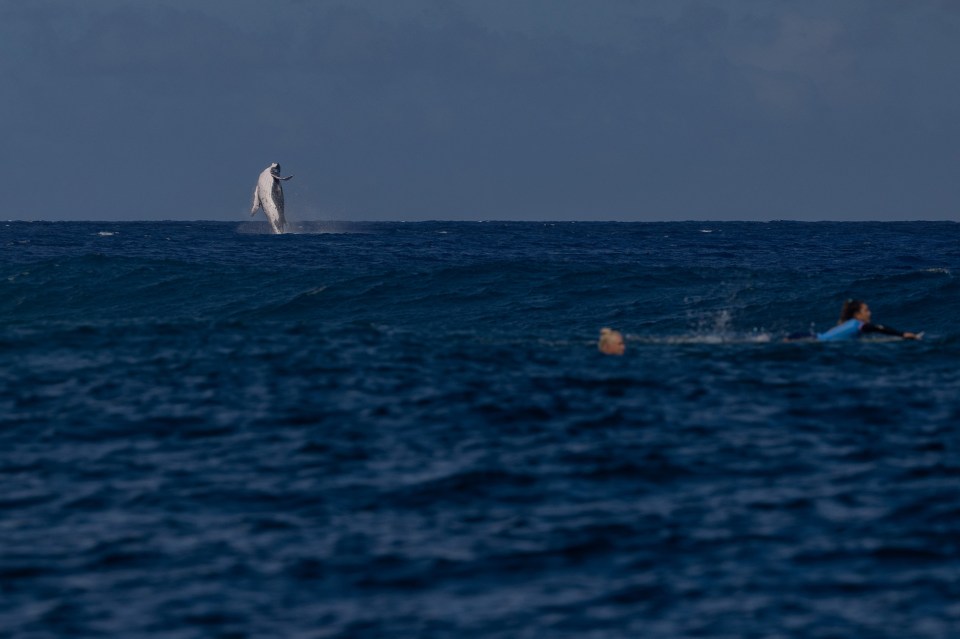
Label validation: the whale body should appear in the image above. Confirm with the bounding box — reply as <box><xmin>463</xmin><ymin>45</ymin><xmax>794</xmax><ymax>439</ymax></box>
<box><xmin>250</xmin><ymin>162</ymin><xmax>293</xmax><ymax>234</ymax></box>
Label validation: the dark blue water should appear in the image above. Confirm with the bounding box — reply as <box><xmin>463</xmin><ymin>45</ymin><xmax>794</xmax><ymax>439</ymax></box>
<box><xmin>3</xmin><ymin>220</ymin><xmax>960</xmax><ymax>638</ymax></box>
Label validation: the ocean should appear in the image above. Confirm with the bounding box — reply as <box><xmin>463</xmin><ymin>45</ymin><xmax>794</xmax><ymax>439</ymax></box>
<box><xmin>2</xmin><ymin>220</ymin><xmax>959</xmax><ymax>638</ymax></box>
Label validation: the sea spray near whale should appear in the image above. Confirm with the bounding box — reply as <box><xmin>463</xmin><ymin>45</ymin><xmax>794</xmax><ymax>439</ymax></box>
<box><xmin>250</xmin><ymin>162</ymin><xmax>293</xmax><ymax>234</ymax></box>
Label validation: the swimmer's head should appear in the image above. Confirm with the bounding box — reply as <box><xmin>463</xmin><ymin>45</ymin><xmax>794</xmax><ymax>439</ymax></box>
<box><xmin>598</xmin><ymin>327</ymin><xmax>625</xmax><ymax>356</ymax></box>
<box><xmin>839</xmin><ymin>299</ymin><xmax>871</xmax><ymax>323</ymax></box>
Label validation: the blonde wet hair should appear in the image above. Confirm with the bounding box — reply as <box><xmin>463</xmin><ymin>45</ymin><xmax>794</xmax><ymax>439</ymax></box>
<box><xmin>598</xmin><ymin>327</ymin><xmax>625</xmax><ymax>355</ymax></box>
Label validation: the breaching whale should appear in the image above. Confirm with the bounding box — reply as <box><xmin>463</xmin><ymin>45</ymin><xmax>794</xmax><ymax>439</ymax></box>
<box><xmin>250</xmin><ymin>162</ymin><xmax>293</xmax><ymax>234</ymax></box>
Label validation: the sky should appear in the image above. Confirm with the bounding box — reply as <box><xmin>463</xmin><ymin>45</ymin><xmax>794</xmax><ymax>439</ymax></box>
<box><xmin>1</xmin><ymin>0</ymin><xmax>958</xmax><ymax>221</ymax></box>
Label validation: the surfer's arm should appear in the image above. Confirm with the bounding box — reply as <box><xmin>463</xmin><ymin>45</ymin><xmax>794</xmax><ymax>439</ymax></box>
<box><xmin>861</xmin><ymin>323</ymin><xmax>921</xmax><ymax>339</ymax></box>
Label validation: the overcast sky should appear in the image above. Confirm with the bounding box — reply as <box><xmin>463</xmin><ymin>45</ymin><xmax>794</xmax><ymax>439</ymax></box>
<box><xmin>2</xmin><ymin>0</ymin><xmax>958</xmax><ymax>221</ymax></box>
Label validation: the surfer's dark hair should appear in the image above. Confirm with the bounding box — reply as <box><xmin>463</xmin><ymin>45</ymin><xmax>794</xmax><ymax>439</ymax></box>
<box><xmin>839</xmin><ymin>299</ymin><xmax>865</xmax><ymax>323</ymax></box>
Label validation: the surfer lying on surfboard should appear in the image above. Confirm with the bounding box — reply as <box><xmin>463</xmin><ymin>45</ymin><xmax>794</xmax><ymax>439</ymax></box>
<box><xmin>787</xmin><ymin>299</ymin><xmax>922</xmax><ymax>341</ymax></box>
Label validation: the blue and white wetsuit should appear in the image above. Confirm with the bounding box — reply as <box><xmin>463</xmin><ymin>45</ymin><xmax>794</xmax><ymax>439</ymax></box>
<box><xmin>817</xmin><ymin>319</ymin><xmax>906</xmax><ymax>341</ymax></box>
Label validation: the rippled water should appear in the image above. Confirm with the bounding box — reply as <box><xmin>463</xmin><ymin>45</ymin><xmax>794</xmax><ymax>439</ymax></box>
<box><xmin>2</xmin><ymin>220</ymin><xmax>959</xmax><ymax>638</ymax></box>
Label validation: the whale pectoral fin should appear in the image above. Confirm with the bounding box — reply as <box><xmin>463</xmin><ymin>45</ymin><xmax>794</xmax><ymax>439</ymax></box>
<box><xmin>278</xmin><ymin>174</ymin><xmax>293</xmax><ymax>181</ymax></box>
<box><xmin>250</xmin><ymin>186</ymin><xmax>261</xmax><ymax>216</ymax></box>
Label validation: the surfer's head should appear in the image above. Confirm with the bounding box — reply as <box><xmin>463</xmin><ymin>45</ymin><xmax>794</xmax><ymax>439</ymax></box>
<box><xmin>839</xmin><ymin>299</ymin><xmax>871</xmax><ymax>323</ymax></box>
<box><xmin>598</xmin><ymin>328</ymin><xmax>625</xmax><ymax>356</ymax></box>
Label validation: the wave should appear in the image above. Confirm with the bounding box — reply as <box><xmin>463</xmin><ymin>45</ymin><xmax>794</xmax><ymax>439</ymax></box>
<box><xmin>2</xmin><ymin>221</ymin><xmax>959</xmax><ymax>343</ymax></box>
<box><xmin>2</xmin><ymin>254</ymin><xmax>957</xmax><ymax>341</ymax></box>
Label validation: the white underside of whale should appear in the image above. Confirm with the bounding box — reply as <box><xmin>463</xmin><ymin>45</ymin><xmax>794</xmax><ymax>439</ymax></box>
<box><xmin>251</xmin><ymin>168</ymin><xmax>288</xmax><ymax>234</ymax></box>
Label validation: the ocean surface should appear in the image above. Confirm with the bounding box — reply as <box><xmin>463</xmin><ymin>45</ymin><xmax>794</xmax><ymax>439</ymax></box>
<box><xmin>2</xmin><ymin>220</ymin><xmax>959</xmax><ymax>639</ymax></box>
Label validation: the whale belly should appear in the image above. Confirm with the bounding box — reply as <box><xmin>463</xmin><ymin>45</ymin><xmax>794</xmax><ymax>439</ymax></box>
<box><xmin>256</xmin><ymin>173</ymin><xmax>285</xmax><ymax>234</ymax></box>
<box><xmin>270</xmin><ymin>180</ymin><xmax>286</xmax><ymax>228</ymax></box>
